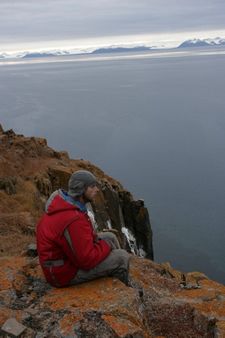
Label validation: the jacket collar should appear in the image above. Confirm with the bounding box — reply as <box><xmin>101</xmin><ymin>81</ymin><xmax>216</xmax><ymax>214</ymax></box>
<box><xmin>61</xmin><ymin>190</ymin><xmax>87</xmax><ymax>212</ymax></box>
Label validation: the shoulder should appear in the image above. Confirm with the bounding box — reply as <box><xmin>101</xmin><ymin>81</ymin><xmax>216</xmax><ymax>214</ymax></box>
<box><xmin>67</xmin><ymin>210</ymin><xmax>92</xmax><ymax>228</ymax></box>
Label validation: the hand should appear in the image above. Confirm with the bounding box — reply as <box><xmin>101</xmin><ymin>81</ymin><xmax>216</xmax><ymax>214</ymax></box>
<box><xmin>102</xmin><ymin>228</ymin><xmax>119</xmax><ymax>234</ymax></box>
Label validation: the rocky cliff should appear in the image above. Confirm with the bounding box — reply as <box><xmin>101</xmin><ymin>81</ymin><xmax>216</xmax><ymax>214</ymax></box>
<box><xmin>0</xmin><ymin>124</ymin><xmax>153</xmax><ymax>259</ymax></box>
<box><xmin>0</xmin><ymin>125</ymin><xmax>225</xmax><ymax>338</ymax></box>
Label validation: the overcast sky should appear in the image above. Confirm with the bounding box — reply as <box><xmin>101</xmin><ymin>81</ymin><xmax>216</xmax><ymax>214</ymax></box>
<box><xmin>1</xmin><ymin>0</ymin><xmax>225</xmax><ymax>53</ymax></box>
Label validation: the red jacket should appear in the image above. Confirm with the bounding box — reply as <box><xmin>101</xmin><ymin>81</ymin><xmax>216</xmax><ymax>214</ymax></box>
<box><xmin>36</xmin><ymin>191</ymin><xmax>111</xmax><ymax>287</ymax></box>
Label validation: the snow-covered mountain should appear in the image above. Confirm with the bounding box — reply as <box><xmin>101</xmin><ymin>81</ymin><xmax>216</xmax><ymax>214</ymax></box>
<box><xmin>0</xmin><ymin>37</ymin><xmax>225</xmax><ymax>60</ymax></box>
<box><xmin>0</xmin><ymin>46</ymin><xmax>152</xmax><ymax>59</ymax></box>
<box><xmin>0</xmin><ymin>50</ymin><xmax>74</xmax><ymax>59</ymax></box>
<box><xmin>91</xmin><ymin>46</ymin><xmax>151</xmax><ymax>54</ymax></box>
<box><xmin>178</xmin><ymin>37</ymin><xmax>225</xmax><ymax>48</ymax></box>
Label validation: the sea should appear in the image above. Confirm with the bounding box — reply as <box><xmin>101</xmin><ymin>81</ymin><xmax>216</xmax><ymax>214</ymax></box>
<box><xmin>1</xmin><ymin>47</ymin><xmax>225</xmax><ymax>283</ymax></box>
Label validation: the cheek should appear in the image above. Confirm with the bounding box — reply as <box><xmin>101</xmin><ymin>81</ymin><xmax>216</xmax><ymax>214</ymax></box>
<box><xmin>91</xmin><ymin>189</ymin><xmax>98</xmax><ymax>198</ymax></box>
<box><xmin>86</xmin><ymin>188</ymin><xmax>96</xmax><ymax>198</ymax></box>
<box><xmin>86</xmin><ymin>186</ymin><xmax>98</xmax><ymax>198</ymax></box>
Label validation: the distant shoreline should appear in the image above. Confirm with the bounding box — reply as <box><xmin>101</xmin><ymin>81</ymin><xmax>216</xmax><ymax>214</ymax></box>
<box><xmin>1</xmin><ymin>46</ymin><xmax>225</xmax><ymax>67</ymax></box>
<box><xmin>1</xmin><ymin>37</ymin><xmax>225</xmax><ymax>61</ymax></box>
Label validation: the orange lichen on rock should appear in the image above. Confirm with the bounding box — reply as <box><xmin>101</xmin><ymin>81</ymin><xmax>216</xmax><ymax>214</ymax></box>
<box><xmin>43</xmin><ymin>277</ymin><xmax>137</xmax><ymax>313</ymax></box>
<box><xmin>42</xmin><ymin>278</ymin><xmax>152</xmax><ymax>337</ymax></box>
<box><xmin>102</xmin><ymin>314</ymin><xmax>150</xmax><ymax>338</ymax></box>
<box><xmin>41</xmin><ymin>276</ymin><xmax>151</xmax><ymax>337</ymax></box>
<box><xmin>0</xmin><ymin>258</ymin><xmax>28</xmax><ymax>328</ymax></box>
<box><xmin>0</xmin><ymin>308</ymin><xmax>24</xmax><ymax>326</ymax></box>
<box><xmin>22</xmin><ymin>258</ymin><xmax>44</xmax><ymax>280</ymax></box>
<box><xmin>59</xmin><ymin>312</ymin><xmax>84</xmax><ymax>336</ymax></box>
<box><xmin>175</xmin><ymin>274</ymin><xmax>225</xmax><ymax>322</ymax></box>
<box><xmin>129</xmin><ymin>256</ymin><xmax>179</xmax><ymax>294</ymax></box>
<box><xmin>200</xmin><ymin>279</ymin><xmax>225</xmax><ymax>294</ymax></box>
<box><xmin>0</xmin><ymin>257</ymin><xmax>27</xmax><ymax>291</ymax></box>
<box><xmin>194</xmin><ymin>299</ymin><xmax>225</xmax><ymax>318</ymax></box>
<box><xmin>1</xmin><ymin>255</ymin><xmax>225</xmax><ymax>337</ymax></box>
<box><xmin>176</xmin><ymin>287</ymin><xmax>218</xmax><ymax>302</ymax></box>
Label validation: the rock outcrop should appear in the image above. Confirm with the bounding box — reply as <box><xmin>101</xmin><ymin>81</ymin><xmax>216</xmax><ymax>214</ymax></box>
<box><xmin>0</xmin><ymin>124</ymin><xmax>225</xmax><ymax>337</ymax></box>
<box><xmin>1</xmin><ymin>255</ymin><xmax>225</xmax><ymax>337</ymax></box>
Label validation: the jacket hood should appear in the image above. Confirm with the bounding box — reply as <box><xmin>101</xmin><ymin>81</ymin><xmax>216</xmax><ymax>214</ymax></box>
<box><xmin>45</xmin><ymin>190</ymin><xmax>77</xmax><ymax>215</ymax></box>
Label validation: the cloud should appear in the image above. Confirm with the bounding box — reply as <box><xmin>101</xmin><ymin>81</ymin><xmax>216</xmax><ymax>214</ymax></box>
<box><xmin>0</xmin><ymin>0</ymin><xmax>225</xmax><ymax>51</ymax></box>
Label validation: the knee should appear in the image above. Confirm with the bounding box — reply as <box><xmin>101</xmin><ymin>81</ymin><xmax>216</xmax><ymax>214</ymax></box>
<box><xmin>113</xmin><ymin>249</ymin><xmax>130</xmax><ymax>269</ymax></box>
<box><xmin>104</xmin><ymin>232</ymin><xmax>117</xmax><ymax>241</ymax></box>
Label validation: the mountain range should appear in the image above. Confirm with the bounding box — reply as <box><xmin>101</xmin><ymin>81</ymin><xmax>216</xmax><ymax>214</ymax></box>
<box><xmin>178</xmin><ymin>37</ymin><xmax>225</xmax><ymax>48</ymax></box>
<box><xmin>1</xmin><ymin>37</ymin><xmax>225</xmax><ymax>59</ymax></box>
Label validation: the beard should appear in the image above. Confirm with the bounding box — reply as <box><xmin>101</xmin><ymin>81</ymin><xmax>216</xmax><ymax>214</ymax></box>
<box><xmin>82</xmin><ymin>193</ymin><xmax>92</xmax><ymax>204</ymax></box>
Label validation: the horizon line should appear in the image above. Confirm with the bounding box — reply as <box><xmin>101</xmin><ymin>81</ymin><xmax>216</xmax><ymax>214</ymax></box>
<box><xmin>1</xmin><ymin>29</ymin><xmax>225</xmax><ymax>55</ymax></box>
<box><xmin>1</xmin><ymin>47</ymin><xmax>225</xmax><ymax>67</ymax></box>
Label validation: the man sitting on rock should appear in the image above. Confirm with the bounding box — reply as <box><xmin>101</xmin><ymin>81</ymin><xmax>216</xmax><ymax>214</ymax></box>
<box><xmin>36</xmin><ymin>170</ymin><xmax>130</xmax><ymax>287</ymax></box>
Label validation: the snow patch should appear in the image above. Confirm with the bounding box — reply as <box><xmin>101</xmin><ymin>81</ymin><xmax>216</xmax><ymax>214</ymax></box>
<box><xmin>86</xmin><ymin>204</ymin><xmax>98</xmax><ymax>230</ymax></box>
<box><xmin>138</xmin><ymin>247</ymin><xmax>147</xmax><ymax>258</ymax></box>
<box><xmin>106</xmin><ymin>220</ymin><xmax>112</xmax><ymax>229</ymax></box>
<box><xmin>122</xmin><ymin>226</ymin><xmax>147</xmax><ymax>257</ymax></box>
<box><xmin>122</xmin><ymin>227</ymin><xmax>138</xmax><ymax>255</ymax></box>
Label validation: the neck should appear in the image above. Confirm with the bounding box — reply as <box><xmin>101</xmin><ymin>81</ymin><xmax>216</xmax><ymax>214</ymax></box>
<box><xmin>72</xmin><ymin>197</ymin><xmax>87</xmax><ymax>212</ymax></box>
<box><xmin>76</xmin><ymin>196</ymin><xmax>85</xmax><ymax>204</ymax></box>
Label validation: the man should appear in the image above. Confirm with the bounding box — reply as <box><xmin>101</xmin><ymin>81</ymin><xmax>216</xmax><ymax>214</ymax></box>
<box><xmin>36</xmin><ymin>170</ymin><xmax>130</xmax><ymax>287</ymax></box>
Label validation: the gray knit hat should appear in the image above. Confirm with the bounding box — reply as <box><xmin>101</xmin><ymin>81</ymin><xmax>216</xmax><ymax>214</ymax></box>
<box><xmin>68</xmin><ymin>170</ymin><xmax>98</xmax><ymax>197</ymax></box>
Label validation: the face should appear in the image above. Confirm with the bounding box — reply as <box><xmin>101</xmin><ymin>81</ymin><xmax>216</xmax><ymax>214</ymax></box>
<box><xmin>83</xmin><ymin>184</ymin><xmax>99</xmax><ymax>202</ymax></box>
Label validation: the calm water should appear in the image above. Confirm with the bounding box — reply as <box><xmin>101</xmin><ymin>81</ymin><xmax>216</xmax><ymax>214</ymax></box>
<box><xmin>1</xmin><ymin>48</ymin><xmax>225</xmax><ymax>283</ymax></box>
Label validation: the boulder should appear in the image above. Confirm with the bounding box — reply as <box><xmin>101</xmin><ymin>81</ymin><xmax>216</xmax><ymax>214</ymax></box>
<box><xmin>1</xmin><ymin>318</ymin><xmax>27</xmax><ymax>337</ymax></box>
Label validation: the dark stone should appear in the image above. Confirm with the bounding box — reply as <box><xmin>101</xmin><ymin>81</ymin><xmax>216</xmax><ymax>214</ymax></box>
<box><xmin>92</xmin><ymin>181</ymin><xmax>154</xmax><ymax>260</ymax></box>
<box><xmin>100</xmin><ymin>182</ymin><xmax>123</xmax><ymax>231</ymax></box>
<box><xmin>26</xmin><ymin>243</ymin><xmax>37</xmax><ymax>257</ymax></box>
<box><xmin>48</xmin><ymin>167</ymin><xmax>71</xmax><ymax>192</ymax></box>
<box><xmin>119</xmin><ymin>191</ymin><xmax>154</xmax><ymax>260</ymax></box>
<box><xmin>0</xmin><ymin>177</ymin><xmax>17</xmax><ymax>194</ymax></box>
<box><xmin>4</xmin><ymin>129</ymin><xmax>16</xmax><ymax>137</ymax></box>
<box><xmin>74</xmin><ymin>311</ymin><xmax>117</xmax><ymax>338</ymax></box>
<box><xmin>34</xmin><ymin>175</ymin><xmax>52</xmax><ymax>197</ymax></box>
<box><xmin>143</xmin><ymin>297</ymin><xmax>216</xmax><ymax>338</ymax></box>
